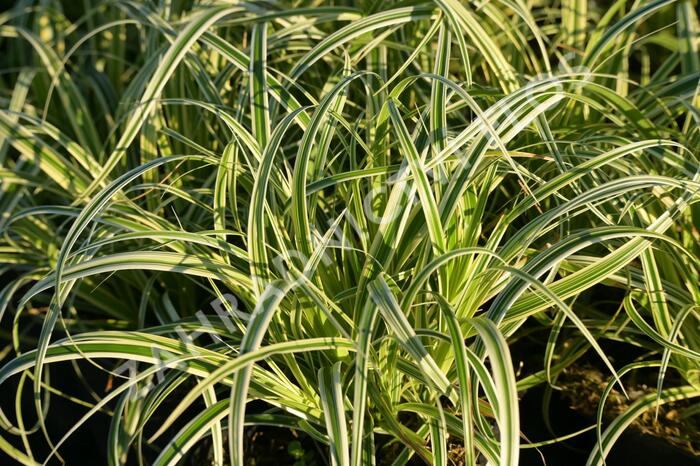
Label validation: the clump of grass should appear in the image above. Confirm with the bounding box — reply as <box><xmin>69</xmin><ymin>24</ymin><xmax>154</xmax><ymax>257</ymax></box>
<box><xmin>0</xmin><ymin>0</ymin><xmax>699</xmax><ymax>465</ymax></box>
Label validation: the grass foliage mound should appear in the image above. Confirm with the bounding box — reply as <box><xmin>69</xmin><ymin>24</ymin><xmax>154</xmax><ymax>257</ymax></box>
<box><xmin>0</xmin><ymin>0</ymin><xmax>699</xmax><ymax>464</ymax></box>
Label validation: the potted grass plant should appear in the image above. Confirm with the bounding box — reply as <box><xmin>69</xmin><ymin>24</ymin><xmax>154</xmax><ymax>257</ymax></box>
<box><xmin>0</xmin><ymin>0</ymin><xmax>699</xmax><ymax>464</ymax></box>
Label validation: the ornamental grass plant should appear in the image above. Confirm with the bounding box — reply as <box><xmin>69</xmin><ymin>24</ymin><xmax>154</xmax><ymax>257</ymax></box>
<box><xmin>0</xmin><ymin>0</ymin><xmax>699</xmax><ymax>465</ymax></box>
